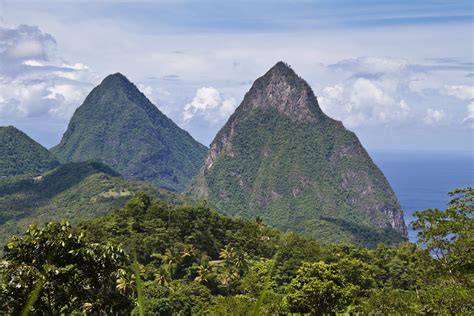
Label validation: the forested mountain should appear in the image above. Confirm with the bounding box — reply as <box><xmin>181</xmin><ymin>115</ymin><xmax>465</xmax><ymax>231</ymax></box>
<box><xmin>190</xmin><ymin>62</ymin><xmax>407</xmax><ymax>247</ymax></box>
<box><xmin>51</xmin><ymin>73</ymin><xmax>208</xmax><ymax>192</ymax></box>
<box><xmin>0</xmin><ymin>126</ymin><xmax>58</xmax><ymax>177</ymax></box>
<box><xmin>0</xmin><ymin>161</ymin><xmax>183</xmax><ymax>249</ymax></box>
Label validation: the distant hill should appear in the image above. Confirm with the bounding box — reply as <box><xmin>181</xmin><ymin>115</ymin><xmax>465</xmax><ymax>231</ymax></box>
<box><xmin>190</xmin><ymin>61</ymin><xmax>407</xmax><ymax>247</ymax></box>
<box><xmin>51</xmin><ymin>73</ymin><xmax>208</xmax><ymax>192</ymax></box>
<box><xmin>0</xmin><ymin>161</ymin><xmax>184</xmax><ymax>249</ymax></box>
<box><xmin>0</xmin><ymin>126</ymin><xmax>58</xmax><ymax>177</ymax></box>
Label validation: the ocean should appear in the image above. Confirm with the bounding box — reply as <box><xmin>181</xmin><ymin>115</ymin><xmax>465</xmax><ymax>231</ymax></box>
<box><xmin>372</xmin><ymin>151</ymin><xmax>474</xmax><ymax>242</ymax></box>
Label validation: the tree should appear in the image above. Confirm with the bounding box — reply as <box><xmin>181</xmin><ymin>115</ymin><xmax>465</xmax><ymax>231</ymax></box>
<box><xmin>371</xmin><ymin>242</ymin><xmax>435</xmax><ymax>290</ymax></box>
<box><xmin>0</xmin><ymin>221</ymin><xmax>132</xmax><ymax>314</ymax></box>
<box><xmin>284</xmin><ymin>260</ymin><xmax>372</xmax><ymax>314</ymax></box>
<box><xmin>207</xmin><ymin>295</ymin><xmax>256</xmax><ymax>315</ymax></box>
<box><xmin>138</xmin><ymin>280</ymin><xmax>212</xmax><ymax>315</ymax></box>
<box><xmin>240</xmin><ymin>258</ymin><xmax>276</xmax><ymax>297</ymax></box>
<box><xmin>194</xmin><ymin>263</ymin><xmax>211</xmax><ymax>285</ymax></box>
<box><xmin>412</xmin><ymin>187</ymin><xmax>473</xmax><ymax>279</ymax></box>
<box><xmin>217</xmin><ymin>245</ymin><xmax>248</xmax><ymax>294</ymax></box>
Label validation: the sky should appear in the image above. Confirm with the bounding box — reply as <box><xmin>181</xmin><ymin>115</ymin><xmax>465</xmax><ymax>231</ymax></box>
<box><xmin>0</xmin><ymin>0</ymin><xmax>473</xmax><ymax>154</ymax></box>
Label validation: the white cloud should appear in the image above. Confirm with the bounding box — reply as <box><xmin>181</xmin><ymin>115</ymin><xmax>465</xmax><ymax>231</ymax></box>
<box><xmin>0</xmin><ymin>25</ymin><xmax>57</xmax><ymax>76</ymax></box>
<box><xmin>22</xmin><ymin>59</ymin><xmax>43</xmax><ymax>67</ymax></box>
<box><xmin>183</xmin><ymin>87</ymin><xmax>236</xmax><ymax>123</ymax></box>
<box><xmin>424</xmin><ymin>108</ymin><xmax>446</xmax><ymax>126</ymax></box>
<box><xmin>350</xmin><ymin>78</ymin><xmax>394</xmax><ymax>107</ymax></box>
<box><xmin>322</xmin><ymin>84</ymin><xmax>343</xmax><ymax>99</ymax></box>
<box><xmin>442</xmin><ymin>85</ymin><xmax>474</xmax><ymax>100</ymax></box>
<box><xmin>0</xmin><ymin>25</ymin><xmax>95</xmax><ymax>121</ymax></box>
<box><xmin>0</xmin><ymin>25</ymin><xmax>56</xmax><ymax>61</ymax></box>
<box><xmin>319</xmin><ymin>78</ymin><xmax>411</xmax><ymax>128</ymax></box>
<box><xmin>463</xmin><ymin>101</ymin><xmax>474</xmax><ymax>128</ymax></box>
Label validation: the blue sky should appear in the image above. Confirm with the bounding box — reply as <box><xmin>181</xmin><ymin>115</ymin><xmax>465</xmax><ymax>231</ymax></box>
<box><xmin>0</xmin><ymin>0</ymin><xmax>473</xmax><ymax>153</ymax></box>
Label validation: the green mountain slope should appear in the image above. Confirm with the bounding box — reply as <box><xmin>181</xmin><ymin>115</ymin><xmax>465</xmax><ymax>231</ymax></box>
<box><xmin>0</xmin><ymin>161</ymin><xmax>184</xmax><ymax>248</ymax></box>
<box><xmin>51</xmin><ymin>73</ymin><xmax>208</xmax><ymax>192</ymax></box>
<box><xmin>0</xmin><ymin>126</ymin><xmax>58</xmax><ymax>177</ymax></box>
<box><xmin>190</xmin><ymin>61</ymin><xmax>407</xmax><ymax>247</ymax></box>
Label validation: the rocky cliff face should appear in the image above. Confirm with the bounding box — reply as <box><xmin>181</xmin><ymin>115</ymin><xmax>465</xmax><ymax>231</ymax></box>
<box><xmin>51</xmin><ymin>73</ymin><xmax>208</xmax><ymax>192</ymax></box>
<box><xmin>190</xmin><ymin>62</ymin><xmax>407</xmax><ymax>247</ymax></box>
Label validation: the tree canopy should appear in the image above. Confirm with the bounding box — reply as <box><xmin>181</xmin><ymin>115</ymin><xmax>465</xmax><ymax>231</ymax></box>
<box><xmin>1</xmin><ymin>188</ymin><xmax>472</xmax><ymax>314</ymax></box>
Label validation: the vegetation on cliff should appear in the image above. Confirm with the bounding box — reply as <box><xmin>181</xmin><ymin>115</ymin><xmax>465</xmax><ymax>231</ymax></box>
<box><xmin>190</xmin><ymin>62</ymin><xmax>407</xmax><ymax>247</ymax></box>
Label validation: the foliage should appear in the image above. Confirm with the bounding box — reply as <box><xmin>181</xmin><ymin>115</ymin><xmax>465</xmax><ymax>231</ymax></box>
<box><xmin>0</xmin><ymin>221</ymin><xmax>133</xmax><ymax>314</ymax></box>
<box><xmin>137</xmin><ymin>280</ymin><xmax>212</xmax><ymax>315</ymax></box>
<box><xmin>1</xmin><ymin>188</ymin><xmax>472</xmax><ymax>314</ymax></box>
<box><xmin>0</xmin><ymin>126</ymin><xmax>58</xmax><ymax>177</ymax></box>
<box><xmin>284</xmin><ymin>259</ymin><xmax>373</xmax><ymax>314</ymax></box>
<box><xmin>50</xmin><ymin>73</ymin><xmax>207</xmax><ymax>192</ymax></box>
<box><xmin>412</xmin><ymin>187</ymin><xmax>473</xmax><ymax>280</ymax></box>
<box><xmin>251</xmin><ymin>252</ymin><xmax>278</xmax><ymax>316</ymax></box>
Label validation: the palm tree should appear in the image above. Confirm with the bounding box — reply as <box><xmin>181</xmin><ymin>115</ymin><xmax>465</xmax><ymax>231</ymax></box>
<box><xmin>233</xmin><ymin>250</ymin><xmax>248</xmax><ymax>275</ymax></box>
<box><xmin>181</xmin><ymin>245</ymin><xmax>196</xmax><ymax>259</ymax></box>
<box><xmin>194</xmin><ymin>263</ymin><xmax>210</xmax><ymax>284</ymax></box>
<box><xmin>116</xmin><ymin>268</ymin><xmax>134</xmax><ymax>295</ymax></box>
<box><xmin>219</xmin><ymin>245</ymin><xmax>236</xmax><ymax>262</ymax></box>
<box><xmin>219</xmin><ymin>245</ymin><xmax>247</xmax><ymax>276</ymax></box>
<box><xmin>158</xmin><ymin>247</ymin><xmax>182</xmax><ymax>277</ymax></box>
<box><xmin>155</xmin><ymin>267</ymin><xmax>171</xmax><ymax>287</ymax></box>
<box><xmin>160</xmin><ymin>248</ymin><xmax>181</xmax><ymax>266</ymax></box>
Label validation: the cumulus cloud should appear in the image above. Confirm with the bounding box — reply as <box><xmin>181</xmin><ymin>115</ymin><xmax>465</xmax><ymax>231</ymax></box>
<box><xmin>319</xmin><ymin>55</ymin><xmax>474</xmax><ymax>129</ymax></box>
<box><xmin>320</xmin><ymin>56</ymin><xmax>417</xmax><ymax>127</ymax></box>
<box><xmin>442</xmin><ymin>85</ymin><xmax>474</xmax><ymax>100</ymax></box>
<box><xmin>0</xmin><ymin>25</ymin><xmax>95</xmax><ymax>120</ymax></box>
<box><xmin>0</xmin><ymin>25</ymin><xmax>56</xmax><ymax>60</ymax></box>
<box><xmin>183</xmin><ymin>87</ymin><xmax>236</xmax><ymax>123</ymax></box>
<box><xmin>463</xmin><ymin>101</ymin><xmax>474</xmax><ymax>128</ymax></box>
<box><xmin>319</xmin><ymin>77</ymin><xmax>410</xmax><ymax>128</ymax></box>
<box><xmin>424</xmin><ymin>108</ymin><xmax>446</xmax><ymax>126</ymax></box>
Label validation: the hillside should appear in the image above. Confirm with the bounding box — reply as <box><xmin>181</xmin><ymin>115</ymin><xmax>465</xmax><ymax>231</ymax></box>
<box><xmin>190</xmin><ymin>62</ymin><xmax>407</xmax><ymax>247</ymax></box>
<box><xmin>0</xmin><ymin>161</ymin><xmax>183</xmax><ymax>248</ymax></box>
<box><xmin>51</xmin><ymin>73</ymin><xmax>208</xmax><ymax>192</ymax></box>
<box><xmin>0</xmin><ymin>126</ymin><xmax>59</xmax><ymax>177</ymax></box>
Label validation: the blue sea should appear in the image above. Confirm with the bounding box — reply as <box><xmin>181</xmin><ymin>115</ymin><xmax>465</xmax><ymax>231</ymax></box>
<box><xmin>371</xmin><ymin>151</ymin><xmax>474</xmax><ymax>242</ymax></box>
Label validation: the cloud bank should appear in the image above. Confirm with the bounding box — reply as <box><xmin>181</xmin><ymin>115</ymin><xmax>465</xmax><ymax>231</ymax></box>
<box><xmin>0</xmin><ymin>25</ymin><xmax>96</xmax><ymax>122</ymax></box>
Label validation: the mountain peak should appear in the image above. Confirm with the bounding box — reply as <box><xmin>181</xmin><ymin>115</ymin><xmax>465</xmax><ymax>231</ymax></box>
<box><xmin>236</xmin><ymin>61</ymin><xmax>325</xmax><ymax>122</ymax></box>
<box><xmin>99</xmin><ymin>72</ymin><xmax>135</xmax><ymax>90</ymax></box>
<box><xmin>266</xmin><ymin>61</ymin><xmax>296</xmax><ymax>76</ymax></box>
<box><xmin>82</xmin><ymin>72</ymin><xmax>149</xmax><ymax>113</ymax></box>
<box><xmin>52</xmin><ymin>73</ymin><xmax>208</xmax><ymax>192</ymax></box>
<box><xmin>103</xmin><ymin>72</ymin><xmax>128</xmax><ymax>81</ymax></box>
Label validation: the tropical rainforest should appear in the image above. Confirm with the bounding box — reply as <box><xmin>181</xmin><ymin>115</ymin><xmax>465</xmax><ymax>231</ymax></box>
<box><xmin>1</xmin><ymin>187</ymin><xmax>472</xmax><ymax>314</ymax></box>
